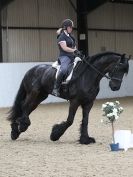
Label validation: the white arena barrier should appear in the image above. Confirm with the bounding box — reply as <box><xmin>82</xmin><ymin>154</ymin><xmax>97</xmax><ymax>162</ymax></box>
<box><xmin>0</xmin><ymin>60</ymin><xmax>133</xmax><ymax>108</ymax></box>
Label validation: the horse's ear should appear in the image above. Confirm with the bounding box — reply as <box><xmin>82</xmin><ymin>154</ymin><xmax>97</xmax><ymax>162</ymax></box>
<box><xmin>121</xmin><ymin>54</ymin><xmax>126</xmax><ymax>59</ymax></box>
<box><xmin>128</xmin><ymin>55</ymin><xmax>132</xmax><ymax>60</ymax></box>
<box><xmin>121</xmin><ymin>54</ymin><xmax>126</xmax><ymax>63</ymax></box>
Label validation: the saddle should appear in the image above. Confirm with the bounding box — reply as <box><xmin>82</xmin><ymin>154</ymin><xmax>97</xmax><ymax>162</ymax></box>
<box><xmin>52</xmin><ymin>57</ymin><xmax>82</xmax><ymax>98</ymax></box>
<box><xmin>52</xmin><ymin>56</ymin><xmax>82</xmax><ymax>83</ymax></box>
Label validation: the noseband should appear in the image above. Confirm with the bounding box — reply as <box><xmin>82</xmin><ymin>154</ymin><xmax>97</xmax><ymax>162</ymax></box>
<box><xmin>108</xmin><ymin>63</ymin><xmax>123</xmax><ymax>82</ymax></box>
<box><xmin>82</xmin><ymin>56</ymin><xmax>122</xmax><ymax>82</ymax></box>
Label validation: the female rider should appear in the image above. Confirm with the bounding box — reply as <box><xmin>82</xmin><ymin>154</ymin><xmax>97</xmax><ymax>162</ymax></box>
<box><xmin>53</xmin><ymin>19</ymin><xmax>81</xmax><ymax>96</ymax></box>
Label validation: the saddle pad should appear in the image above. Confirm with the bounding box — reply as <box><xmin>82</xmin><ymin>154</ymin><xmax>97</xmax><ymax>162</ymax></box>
<box><xmin>52</xmin><ymin>57</ymin><xmax>82</xmax><ymax>82</ymax></box>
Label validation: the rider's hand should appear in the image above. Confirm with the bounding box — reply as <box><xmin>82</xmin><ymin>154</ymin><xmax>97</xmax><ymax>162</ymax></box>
<box><xmin>74</xmin><ymin>50</ymin><xmax>82</xmax><ymax>58</ymax></box>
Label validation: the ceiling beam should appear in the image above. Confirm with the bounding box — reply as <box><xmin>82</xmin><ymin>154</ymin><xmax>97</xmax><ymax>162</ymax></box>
<box><xmin>1</xmin><ymin>0</ymin><xmax>15</xmax><ymax>9</ymax></box>
<box><xmin>110</xmin><ymin>0</ymin><xmax>133</xmax><ymax>4</ymax></box>
<box><xmin>86</xmin><ymin>0</ymin><xmax>107</xmax><ymax>13</ymax></box>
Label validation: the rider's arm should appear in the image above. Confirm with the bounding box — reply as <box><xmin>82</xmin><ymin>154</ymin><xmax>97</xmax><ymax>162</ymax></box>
<box><xmin>59</xmin><ymin>41</ymin><xmax>76</xmax><ymax>53</ymax></box>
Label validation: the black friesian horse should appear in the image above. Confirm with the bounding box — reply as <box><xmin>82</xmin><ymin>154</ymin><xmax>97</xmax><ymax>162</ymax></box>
<box><xmin>8</xmin><ymin>52</ymin><xmax>129</xmax><ymax>144</ymax></box>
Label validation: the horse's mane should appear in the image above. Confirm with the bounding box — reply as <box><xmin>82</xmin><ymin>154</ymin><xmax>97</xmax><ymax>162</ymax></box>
<box><xmin>88</xmin><ymin>51</ymin><xmax>122</xmax><ymax>63</ymax></box>
<box><xmin>74</xmin><ymin>52</ymin><xmax>121</xmax><ymax>74</ymax></box>
<box><xmin>73</xmin><ymin>51</ymin><xmax>128</xmax><ymax>81</ymax></box>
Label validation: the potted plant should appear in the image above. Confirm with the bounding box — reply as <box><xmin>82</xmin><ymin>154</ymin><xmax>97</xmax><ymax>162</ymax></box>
<box><xmin>101</xmin><ymin>101</ymin><xmax>124</xmax><ymax>151</ymax></box>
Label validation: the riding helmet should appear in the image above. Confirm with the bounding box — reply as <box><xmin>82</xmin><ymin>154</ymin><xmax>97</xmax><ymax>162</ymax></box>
<box><xmin>61</xmin><ymin>19</ymin><xmax>74</xmax><ymax>29</ymax></box>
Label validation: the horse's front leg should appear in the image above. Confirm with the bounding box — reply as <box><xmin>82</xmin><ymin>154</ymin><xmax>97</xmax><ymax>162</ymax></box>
<box><xmin>80</xmin><ymin>102</ymin><xmax>96</xmax><ymax>144</ymax></box>
<box><xmin>50</xmin><ymin>99</ymin><xmax>79</xmax><ymax>141</ymax></box>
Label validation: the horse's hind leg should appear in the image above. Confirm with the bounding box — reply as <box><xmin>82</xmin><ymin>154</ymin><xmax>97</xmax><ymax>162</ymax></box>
<box><xmin>50</xmin><ymin>99</ymin><xmax>79</xmax><ymax>141</ymax></box>
<box><xmin>17</xmin><ymin>90</ymin><xmax>48</xmax><ymax>134</ymax></box>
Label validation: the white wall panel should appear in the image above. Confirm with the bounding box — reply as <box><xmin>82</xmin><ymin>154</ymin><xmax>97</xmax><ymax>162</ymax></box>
<box><xmin>97</xmin><ymin>60</ymin><xmax>133</xmax><ymax>99</ymax></box>
<box><xmin>0</xmin><ymin>62</ymin><xmax>65</xmax><ymax>108</ymax></box>
<box><xmin>0</xmin><ymin>61</ymin><xmax>133</xmax><ymax>107</ymax></box>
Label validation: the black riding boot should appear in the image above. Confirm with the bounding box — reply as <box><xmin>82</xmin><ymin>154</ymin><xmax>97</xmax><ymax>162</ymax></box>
<box><xmin>52</xmin><ymin>71</ymin><xmax>64</xmax><ymax>96</ymax></box>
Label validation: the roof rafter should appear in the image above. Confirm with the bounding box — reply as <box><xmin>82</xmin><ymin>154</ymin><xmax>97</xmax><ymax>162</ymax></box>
<box><xmin>86</xmin><ymin>0</ymin><xmax>107</xmax><ymax>13</ymax></box>
<box><xmin>110</xmin><ymin>0</ymin><xmax>133</xmax><ymax>4</ymax></box>
<box><xmin>1</xmin><ymin>0</ymin><xmax>15</xmax><ymax>9</ymax></box>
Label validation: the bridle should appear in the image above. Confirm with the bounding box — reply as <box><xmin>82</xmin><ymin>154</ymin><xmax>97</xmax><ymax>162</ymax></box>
<box><xmin>82</xmin><ymin>56</ymin><xmax>123</xmax><ymax>82</ymax></box>
<box><xmin>108</xmin><ymin>62</ymin><xmax>123</xmax><ymax>82</ymax></box>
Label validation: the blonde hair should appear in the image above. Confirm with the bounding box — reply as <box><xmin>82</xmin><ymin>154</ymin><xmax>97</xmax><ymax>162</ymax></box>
<box><xmin>56</xmin><ymin>28</ymin><xmax>63</xmax><ymax>35</ymax></box>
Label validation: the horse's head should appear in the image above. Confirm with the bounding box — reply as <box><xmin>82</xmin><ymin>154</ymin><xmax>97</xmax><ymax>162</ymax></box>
<box><xmin>108</xmin><ymin>54</ymin><xmax>129</xmax><ymax>91</ymax></box>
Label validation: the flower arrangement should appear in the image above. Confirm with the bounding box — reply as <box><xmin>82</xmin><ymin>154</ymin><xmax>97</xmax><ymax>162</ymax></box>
<box><xmin>101</xmin><ymin>101</ymin><xmax>123</xmax><ymax>143</ymax></box>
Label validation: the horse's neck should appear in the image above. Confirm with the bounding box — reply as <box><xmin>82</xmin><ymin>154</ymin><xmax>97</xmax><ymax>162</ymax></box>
<box><xmin>83</xmin><ymin>55</ymin><xmax>118</xmax><ymax>82</ymax></box>
<box><xmin>94</xmin><ymin>55</ymin><xmax>118</xmax><ymax>74</ymax></box>
<box><xmin>74</xmin><ymin>55</ymin><xmax>119</xmax><ymax>83</ymax></box>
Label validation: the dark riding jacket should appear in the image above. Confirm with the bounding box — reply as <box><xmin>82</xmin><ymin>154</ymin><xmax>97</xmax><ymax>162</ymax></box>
<box><xmin>57</xmin><ymin>31</ymin><xmax>76</xmax><ymax>60</ymax></box>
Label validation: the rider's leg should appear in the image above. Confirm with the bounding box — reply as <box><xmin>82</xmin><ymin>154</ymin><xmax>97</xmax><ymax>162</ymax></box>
<box><xmin>53</xmin><ymin>56</ymin><xmax>71</xmax><ymax>96</ymax></box>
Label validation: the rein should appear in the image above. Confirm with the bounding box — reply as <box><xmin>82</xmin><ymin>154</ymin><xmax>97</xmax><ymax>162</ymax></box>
<box><xmin>82</xmin><ymin>56</ymin><xmax>122</xmax><ymax>81</ymax></box>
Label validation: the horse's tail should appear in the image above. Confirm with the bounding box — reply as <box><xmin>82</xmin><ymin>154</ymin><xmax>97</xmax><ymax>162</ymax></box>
<box><xmin>7</xmin><ymin>80</ymin><xmax>26</xmax><ymax>122</ymax></box>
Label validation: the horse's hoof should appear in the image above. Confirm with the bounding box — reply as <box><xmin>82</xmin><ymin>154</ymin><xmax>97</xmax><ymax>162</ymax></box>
<box><xmin>79</xmin><ymin>136</ymin><xmax>96</xmax><ymax>145</ymax></box>
<box><xmin>88</xmin><ymin>137</ymin><xmax>96</xmax><ymax>143</ymax></box>
<box><xmin>50</xmin><ymin>125</ymin><xmax>60</xmax><ymax>141</ymax></box>
<box><xmin>50</xmin><ymin>122</ymin><xmax>67</xmax><ymax>141</ymax></box>
<box><xmin>11</xmin><ymin>131</ymin><xmax>20</xmax><ymax>140</ymax></box>
<box><xmin>50</xmin><ymin>133</ymin><xmax>59</xmax><ymax>141</ymax></box>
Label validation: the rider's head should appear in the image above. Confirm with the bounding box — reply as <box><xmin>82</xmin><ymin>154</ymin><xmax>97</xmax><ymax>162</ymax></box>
<box><xmin>61</xmin><ymin>19</ymin><xmax>74</xmax><ymax>33</ymax></box>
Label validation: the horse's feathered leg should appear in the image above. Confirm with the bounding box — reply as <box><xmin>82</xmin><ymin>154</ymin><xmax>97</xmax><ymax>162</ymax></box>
<box><xmin>50</xmin><ymin>99</ymin><xmax>79</xmax><ymax>141</ymax></box>
<box><xmin>8</xmin><ymin>81</ymin><xmax>26</xmax><ymax>140</ymax></box>
<box><xmin>17</xmin><ymin>90</ymin><xmax>48</xmax><ymax>133</ymax></box>
<box><xmin>80</xmin><ymin>102</ymin><xmax>96</xmax><ymax>144</ymax></box>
